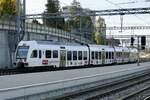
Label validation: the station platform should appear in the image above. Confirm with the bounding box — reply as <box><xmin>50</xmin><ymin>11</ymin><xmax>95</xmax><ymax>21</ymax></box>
<box><xmin>0</xmin><ymin>62</ymin><xmax>150</xmax><ymax>100</ymax></box>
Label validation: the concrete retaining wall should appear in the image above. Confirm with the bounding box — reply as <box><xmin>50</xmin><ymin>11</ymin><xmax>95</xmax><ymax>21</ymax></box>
<box><xmin>0</xmin><ymin>30</ymin><xmax>10</xmax><ymax>68</ymax></box>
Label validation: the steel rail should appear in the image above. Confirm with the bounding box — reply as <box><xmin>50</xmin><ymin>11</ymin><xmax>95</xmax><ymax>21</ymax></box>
<box><xmin>144</xmin><ymin>96</ymin><xmax>150</xmax><ymax>100</ymax></box>
<box><xmin>53</xmin><ymin>69</ymin><xmax>150</xmax><ymax>100</ymax></box>
<box><xmin>119</xmin><ymin>86</ymin><xmax>150</xmax><ymax>100</ymax></box>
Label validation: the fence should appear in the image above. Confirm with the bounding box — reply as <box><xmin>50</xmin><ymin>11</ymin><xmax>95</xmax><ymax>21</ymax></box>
<box><xmin>0</xmin><ymin>20</ymin><xmax>93</xmax><ymax>44</ymax></box>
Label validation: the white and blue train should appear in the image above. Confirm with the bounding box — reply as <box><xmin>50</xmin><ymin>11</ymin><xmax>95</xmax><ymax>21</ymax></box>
<box><xmin>15</xmin><ymin>40</ymin><xmax>138</xmax><ymax>68</ymax></box>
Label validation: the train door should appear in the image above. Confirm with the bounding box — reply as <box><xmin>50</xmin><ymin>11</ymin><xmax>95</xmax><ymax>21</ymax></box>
<box><xmin>102</xmin><ymin>49</ymin><xmax>105</xmax><ymax>65</ymax></box>
<box><xmin>29</xmin><ymin>49</ymin><xmax>40</xmax><ymax>66</ymax></box>
<box><xmin>60</xmin><ymin>50</ymin><xmax>66</xmax><ymax>67</ymax></box>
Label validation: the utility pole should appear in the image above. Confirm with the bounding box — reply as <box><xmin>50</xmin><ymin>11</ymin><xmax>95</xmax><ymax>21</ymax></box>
<box><xmin>17</xmin><ymin>0</ymin><xmax>26</xmax><ymax>42</ymax></box>
<box><xmin>23</xmin><ymin>0</ymin><xmax>27</xmax><ymax>40</ymax></box>
<box><xmin>80</xmin><ymin>15</ymin><xmax>82</xmax><ymax>42</ymax></box>
<box><xmin>120</xmin><ymin>14</ymin><xmax>123</xmax><ymax>32</ymax></box>
<box><xmin>17</xmin><ymin>0</ymin><xmax>21</xmax><ymax>42</ymax></box>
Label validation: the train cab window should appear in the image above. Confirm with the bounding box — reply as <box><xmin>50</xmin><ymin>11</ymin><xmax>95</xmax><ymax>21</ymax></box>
<box><xmin>67</xmin><ymin>51</ymin><xmax>72</xmax><ymax>60</ymax></box>
<box><xmin>78</xmin><ymin>51</ymin><xmax>82</xmax><ymax>60</ymax></box>
<box><xmin>109</xmin><ymin>52</ymin><xmax>111</xmax><ymax>59</ymax></box>
<box><xmin>45</xmin><ymin>50</ymin><xmax>51</xmax><ymax>58</ymax></box>
<box><xmin>92</xmin><ymin>51</ymin><xmax>94</xmax><ymax>59</ymax></box>
<box><xmin>99</xmin><ymin>52</ymin><xmax>101</xmax><ymax>59</ymax></box>
<box><xmin>83</xmin><ymin>51</ymin><xmax>87</xmax><ymax>60</ymax></box>
<box><xmin>95</xmin><ymin>52</ymin><xmax>98</xmax><ymax>59</ymax></box>
<box><xmin>73</xmin><ymin>51</ymin><xmax>77</xmax><ymax>60</ymax></box>
<box><xmin>53</xmin><ymin>50</ymin><xmax>58</xmax><ymax>58</ymax></box>
<box><xmin>39</xmin><ymin>50</ymin><xmax>42</xmax><ymax>58</ymax></box>
<box><xmin>31</xmin><ymin>50</ymin><xmax>37</xmax><ymax>58</ymax></box>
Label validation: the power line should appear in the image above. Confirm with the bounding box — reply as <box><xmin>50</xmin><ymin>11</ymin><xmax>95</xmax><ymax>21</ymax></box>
<box><xmin>117</xmin><ymin>0</ymin><xmax>149</xmax><ymax>5</ymax></box>
<box><xmin>117</xmin><ymin>1</ymin><xmax>137</xmax><ymax>5</ymax></box>
<box><xmin>104</xmin><ymin>0</ymin><xmax>150</xmax><ymax>25</ymax></box>
<box><xmin>24</xmin><ymin>7</ymin><xmax>150</xmax><ymax>19</ymax></box>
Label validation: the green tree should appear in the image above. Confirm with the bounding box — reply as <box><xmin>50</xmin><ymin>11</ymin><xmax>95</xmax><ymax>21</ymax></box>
<box><xmin>95</xmin><ymin>31</ymin><xmax>105</xmax><ymax>44</ymax></box>
<box><xmin>64</xmin><ymin>0</ymin><xmax>94</xmax><ymax>40</ymax></box>
<box><xmin>43</xmin><ymin>0</ymin><xmax>64</xmax><ymax>29</ymax></box>
<box><xmin>0</xmin><ymin>0</ymin><xmax>17</xmax><ymax>19</ymax></box>
<box><xmin>95</xmin><ymin>17</ymin><xmax>106</xmax><ymax>44</ymax></box>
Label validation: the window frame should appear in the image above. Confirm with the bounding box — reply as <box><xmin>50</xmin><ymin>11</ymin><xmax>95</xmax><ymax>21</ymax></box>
<box><xmin>83</xmin><ymin>51</ymin><xmax>88</xmax><ymax>60</ymax></box>
<box><xmin>39</xmin><ymin>50</ymin><xmax>42</xmax><ymax>58</ymax></box>
<box><xmin>99</xmin><ymin>52</ymin><xmax>101</xmax><ymax>59</ymax></box>
<box><xmin>109</xmin><ymin>52</ymin><xmax>111</xmax><ymax>59</ymax></box>
<box><xmin>73</xmin><ymin>51</ymin><xmax>77</xmax><ymax>60</ymax></box>
<box><xmin>67</xmin><ymin>51</ymin><xmax>72</xmax><ymax>60</ymax></box>
<box><xmin>95</xmin><ymin>51</ymin><xmax>98</xmax><ymax>59</ymax></box>
<box><xmin>92</xmin><ymin>51</ymin><xmax>95</xmax><ymax>59</ymax></box>
<box><xmin>78</xmin><ymin>51</ymin><xmax>82</xmax><ymax>60</ymax></box>
<box><xmin>106</xmin><ymin>52</ymin><xmax>108</xmax><ymax>59</ymax></box>
<box><xmin>31</xmin><ymin>50</ymin><xmax>38</xmax><ymax>58</ymax></box>
<box><xmin>45</xmin><ymin>50</ymin><xmax>51</xmax><ymax>58</ymax></box>
<box><xmin>53</xmin><ymin>50</ymin><xmax>58</xmax><ymax>58</ymax></box>
<box><xmin>112</xmin><ymin>52</ymin><xmax>114</xmax><ymax>59</ymax></box>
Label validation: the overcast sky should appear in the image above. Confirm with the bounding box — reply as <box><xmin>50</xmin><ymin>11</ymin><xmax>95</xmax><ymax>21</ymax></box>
<box><xmin>26</xmin><ymin>0</ymin><xmax>150</xmax><ymax>35</ymax></box>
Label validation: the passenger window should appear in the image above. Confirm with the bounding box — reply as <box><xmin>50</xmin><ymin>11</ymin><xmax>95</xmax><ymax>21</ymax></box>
<box><xmin>73</xmin><ymin>51</ymin><xmax>77</xmax><ymax>60</ymax></box>
<box><xmin>116</xmin><ymin>52</ymin><xmax>118</xmax><ymax>57</ymax></box>
<box><xmin>112</xmin><ymin>52</ymin><xmax>114</xmax><ymax>59</ymax></box>
<box><xmin>106</xmin><ymin>52</ymin><xmax>108</xmax><ymax>59</ymax></box>
<box><xmin>39</xmin><ymin>50</ymin><xmax>42</xmax><ymax>58</ymax></box>
<box><xmin>95</xmin><ymin>52</ymin><xmax>98</xmax><ymax>59</ymax></box>
<box><xmin>99</xmin><ymin>52</ymin><xmax>101</xmax><ymax>59</ymax></box>
<box><xmin>92</xmin><ymin>51</ymin><xmax>94</xmax><ymax>59</ymax></box>
<box><xmin>67</xmin><ymin>51</ymin><xmax>72</xmax><ymax>60</ymax></box>
<box><xmin>78</xmin><ymin>51</ymin><xmax>82</xmax><ymax>60</ymax></box>
<box><xmin>53</xmin><ymin>50</ymin><xmax>58</xmax><ymax>58</ymax></box>
<box><xmin>109</xmin><ymin>52</ymin><xmax>111</xmax><ymax>59</ymax></box>
<box><xmin>31</xmin><ymin>50</ymin><xmax>37</xmax><ymax>58</ymax></box>
<box><xmin>84</xmin><ymin>51</ymin><xmax>87</xmax><ymax>60</ymax></box>
<box><xmin>46</xmin><ymin>50</ymin><xmax>51</xmax><ymax>58</ymax></box>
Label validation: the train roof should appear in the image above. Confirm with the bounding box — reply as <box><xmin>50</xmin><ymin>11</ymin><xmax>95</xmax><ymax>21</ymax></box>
<box><xmin>19</xmin><ymin>40</ymin><xmax>87</xmax><ymax>47</ymax></box>
<box><xmin>18</xmin><ymin>40</ymin><xmax>136</xmax><ymax>52</ymax></box>
<box><xmin>18</xmin><ymin>40</ymin><xmax>89</xmax><ymax>51</ymax></box>
<box><xmin>88</xmin><ymin>44</ymin><xmax>114</xmax><ymax>51</ymax></box>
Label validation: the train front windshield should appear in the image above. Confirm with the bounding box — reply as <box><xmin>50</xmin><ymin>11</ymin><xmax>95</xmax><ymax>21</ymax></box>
<box><xmin>16</xmin><ymin>46</ymin><xmax>29</xmax><ymax>59</ymax></box>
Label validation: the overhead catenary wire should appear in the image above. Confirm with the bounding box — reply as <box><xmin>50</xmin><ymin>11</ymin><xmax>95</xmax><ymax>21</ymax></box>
<box><xmin>104</xmin><ymin>0</ymin><xmax>150</xmax><ymax>25</ymax></box>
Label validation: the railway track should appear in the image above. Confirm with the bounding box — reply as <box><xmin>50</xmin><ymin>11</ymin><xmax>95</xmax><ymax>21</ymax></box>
<box><xmin>0</xmin><ymin>63</ymin><xmax>128</xmax><ymax>76</ymax></box>
<box><xmin>119</xmin><ymin>85</ymin><xmax>150</xmax><ymax>100</ymax></box>
<box><xmin>144</xmin><ymin>96</ymin><xmax>150</xmax><ymax>100</ymax></box>
<box><xmin>0</xmin><ymin>67</ymin><xmax>53</xmax><ymax>76</ymax></box>
<box><xmin>0</xmin><ymin>61</ymin><xmax>148</xmax><ymax>76</ymax></box>
<box><xmin>53</xmin><ymin>71</ymin><xmax>150</xmax><ymax>100</ymax></box>
<box><xmin>0</xmin><ymin>69</ymin><xmax>19</xmax><ymax>76</ymax></box>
